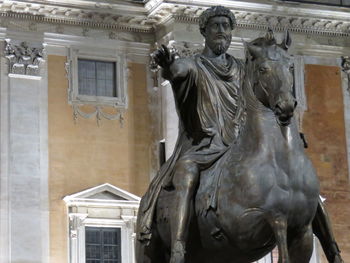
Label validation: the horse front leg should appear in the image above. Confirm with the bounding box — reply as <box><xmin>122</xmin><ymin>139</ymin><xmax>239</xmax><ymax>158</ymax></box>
<box><xmin>287</xmin><ymin>225</ymin><xmax>314</xmax><ymax>263</ymax></box>
<box><xmin>267</xmin><ymin>216</ymin><xmax>290</xmax><ymax>263</ymax></box>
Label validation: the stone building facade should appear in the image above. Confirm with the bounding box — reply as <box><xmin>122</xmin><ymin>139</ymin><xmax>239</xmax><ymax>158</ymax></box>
<box><xmin>0</xmin><ymin>0</ymin><xmax>349</xmax><ymax>263</ymax></box>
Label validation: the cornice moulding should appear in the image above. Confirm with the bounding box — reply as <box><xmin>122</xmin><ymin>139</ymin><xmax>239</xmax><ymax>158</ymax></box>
<box><xmin>294</xmin><ymin>44</ymin><xmax>350</xmax><ymax>57</ymax></box>
<box><xmin>0</xmin><ymin>0</ymin><xmax>350</xmax><ymax>36</ymax></box>
<box><xmin>161</xmin><ymin>0</ymin><xmax>350</xmax><ymax>19</ymax></box>
<box><xmin>161</xmin><ymin>4</ymin><xmax>350</xmax><ymax>37</ymax></box>
<box><xmin>44</xmin><ymin>32</ymin><xmax>150</xmax><ymax>48</ymax></box>
<box><xmin>0</xmin><ymin>0</ymin><xmax>154</xmax><ymax>33</ymax></box>
<box><xmin>4</xmin><ymin>0</ymin><xmax>147</xmax><ymax>15</ymax></box>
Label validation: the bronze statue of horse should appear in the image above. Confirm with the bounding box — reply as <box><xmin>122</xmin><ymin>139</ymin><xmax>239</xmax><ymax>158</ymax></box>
<box><xmin>137</xmin><ymin>33</ymin><xmax>321</xmax><ymax>263</ymax></box>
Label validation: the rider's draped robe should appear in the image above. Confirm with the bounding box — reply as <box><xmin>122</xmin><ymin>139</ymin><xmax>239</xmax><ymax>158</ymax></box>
<box><xmin>137</xmin><ymin>53</ymin><xmax>245</xmax><ymax>243</ymax></box>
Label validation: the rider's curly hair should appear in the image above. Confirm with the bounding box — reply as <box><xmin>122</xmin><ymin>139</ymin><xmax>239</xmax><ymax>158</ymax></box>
<box><xmin>199</xmin><ymin>6</ymin><xmax>236</xmax><ymax>36</ymax></box>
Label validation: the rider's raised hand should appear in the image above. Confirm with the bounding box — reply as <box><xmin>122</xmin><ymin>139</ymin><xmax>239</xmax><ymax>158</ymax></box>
<box><xmin>152</xmin><ymin>45</ymin><xmax>175</xmax><ymax>69</ymax></box>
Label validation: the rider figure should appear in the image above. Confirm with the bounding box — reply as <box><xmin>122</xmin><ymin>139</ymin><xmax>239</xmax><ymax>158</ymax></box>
<box><xmin>138</xmin><ymin>6</ymin><xmax>245</xmax><ymax>263</ymax></box>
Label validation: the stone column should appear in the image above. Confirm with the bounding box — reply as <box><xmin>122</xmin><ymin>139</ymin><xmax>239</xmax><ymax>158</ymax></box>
<box><xmin>341</xmin><ymin>56</ymin><xmax>350</xmax><ymax>182</ymax></box>
<box><xmin>293</xmin><ymin>55</ymin><xmax>307</xmax><ymax>133</ymax></box>
<box><xmin>0</xmin><ymin>40</ymin><xmax>48</xmax><ymax>263</ymax></box>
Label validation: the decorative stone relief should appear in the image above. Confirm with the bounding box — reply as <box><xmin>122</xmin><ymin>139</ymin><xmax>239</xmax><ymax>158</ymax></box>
<box><xmin>72</xmin><ymin>104</ymin><xmax>125</xmax><ymax>126</ymax></box>
<box><xmin>341</xmin><ymin>56</ymin><xmax>350</xmax><ymax>93</ymax></box>
<box><xmin>4</xmin><ymin>40</ymin><xmax>44</xmax><ymax>76</ymax></box>
<box><xmin>0</xmin><ymin>1</ymin><xmax>153</xmax><ymax>33</ymax></box>
<box><xmin>170</xmin><ymin>41</ymin><xmax>203</xmax><ymax>58</ymax></box>
<box><xmin>65</xmin><ymin>47</ymin><xmax>128</xmax><ymax>126</ymax></box>
<box><xmin>164</xmin><ymin>6</ymin><xmax>350</xmax><ymax>37</ymax></box>
<box><xmin>68</xmin><ymin>213</ymin><xmax>88</xmax><ymax>237</ymax></box>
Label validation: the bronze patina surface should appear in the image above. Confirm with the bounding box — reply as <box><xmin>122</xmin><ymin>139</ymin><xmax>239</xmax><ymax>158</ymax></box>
<box><xmin>136</xmin><ymin>6</ymin><xmax>344</xmax><ymax>263</ymax></box>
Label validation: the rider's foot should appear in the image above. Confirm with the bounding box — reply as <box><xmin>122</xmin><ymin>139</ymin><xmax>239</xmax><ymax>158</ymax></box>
<box><xmin>170</xmin><ymin>240</ymin><xmax>186</xmax><ymax>263</ymax></box>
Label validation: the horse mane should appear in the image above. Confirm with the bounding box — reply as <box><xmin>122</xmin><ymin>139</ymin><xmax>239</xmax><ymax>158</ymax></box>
<box><xmin>224</xmin><ymin>41</ymin><xmax>273</xmax><ymax>146</ymax></box>
<box><xmin>225</xmin><ymin>37</ymin><xmax>277</xmax><ymax>146</ymax></box>
<box><xmin>242</xmin><ymin>37</ymin><xmax>277</xmax><ymax>113</ymax></box>
<box><xmin>249</xmin><ymin>35</ymin><xmax>276</xmax><ymax>48</ymax></box>
<box><xmin>243</xmin><ymin>58</ymin><xmax>266</xmax><ymax>112</ymax></box>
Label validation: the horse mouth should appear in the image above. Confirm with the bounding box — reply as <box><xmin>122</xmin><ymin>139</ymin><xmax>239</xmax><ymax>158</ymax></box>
<box><xmin>274</xmin><ymin>109</ymin><xmax>293</xmax><ymax>126</ymax></box>
<box><xmin>274</xmin><ymin>102</ymin><xmax>295</xmax><ymax>126</ymax></box>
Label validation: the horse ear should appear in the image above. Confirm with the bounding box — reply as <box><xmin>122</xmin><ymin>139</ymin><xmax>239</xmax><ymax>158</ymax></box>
<box><xmin>265</xmin><ymin>28</ymin><xmax>276</xmax><ymax>44</ymax></box>
<box><xmin>280</xmin><ymin>30</ymin><xmax>292</xmax><ymax>50</ymax></box>
<box><xmin>245</xmin><ymin>41</ymin><xmax>262</xmax><ymax>60</ymax></box>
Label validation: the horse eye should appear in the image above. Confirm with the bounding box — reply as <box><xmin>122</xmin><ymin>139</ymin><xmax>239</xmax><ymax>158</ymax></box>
<box><xmin>289</xmin><ymin>65</ymin><xmax>294</xmax><ymax>72</ymax></box>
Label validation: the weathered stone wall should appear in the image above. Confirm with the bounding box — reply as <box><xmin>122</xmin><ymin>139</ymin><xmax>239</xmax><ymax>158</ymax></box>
<box><xmin>303</xmin><ymin>64</ymin><xmax>350</xmax><ymax>262</ymax></box>
<box><xmin>48</xmin><ymin>55</ymin><xmax>152</xmax><ymax>262</ymax></box>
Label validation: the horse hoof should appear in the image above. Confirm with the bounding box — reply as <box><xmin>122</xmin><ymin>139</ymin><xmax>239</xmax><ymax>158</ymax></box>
<box><xmin>333</xmin><ymin>255</ymin><xmax>344</xmax><ymax>263</ymax></box>
<box><xmin>170</xmin><ymin>254</ymin><xmax>185</xmax><ymax>263</ymax></box>
<box><xmin>170</xmin><ymin>240</ymin><xmax>186</xmax><ymax>263</ymax></box>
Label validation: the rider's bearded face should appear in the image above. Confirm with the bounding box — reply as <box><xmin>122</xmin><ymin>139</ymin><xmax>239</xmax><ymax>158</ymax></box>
<box><xmin>204</xmin><ymin>16</ymin><xmax>232</xmax><ymax>55</ymax></box>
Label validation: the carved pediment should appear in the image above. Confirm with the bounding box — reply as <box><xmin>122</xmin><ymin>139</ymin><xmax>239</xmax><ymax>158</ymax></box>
<box><xmin>63</xmin><ymin>183</ymin><xmax>140</xmax><ymax>204</ymax></box>
<box><xmin>88</xmin><ymin>191</ymin><xmax>128</xmax><ymax>201</ymax></box>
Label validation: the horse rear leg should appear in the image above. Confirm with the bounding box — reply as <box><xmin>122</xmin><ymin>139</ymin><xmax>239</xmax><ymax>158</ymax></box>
<box><xmin>268</xmin><ymin>216</ymin><xmax>289</xmax><ymax>263</ymax></box>
<box><xmin>287</xmin><ymin>225</ymin><xmax>313</xmax><ymax>263</ymax></box>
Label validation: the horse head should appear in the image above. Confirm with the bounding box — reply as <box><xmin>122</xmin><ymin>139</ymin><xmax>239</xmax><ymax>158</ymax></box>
<box><xmin>245</xmin><ymin>29</ymin><xmax>296</xmax><ymax>126</ymax></box>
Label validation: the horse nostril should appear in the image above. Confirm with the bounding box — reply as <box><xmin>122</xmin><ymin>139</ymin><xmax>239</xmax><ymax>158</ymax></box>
<box><xmin>275</xmin><ymin>104</ymin><xmax>282</xmax><ymax>114</ymax></box>
<box><xmin>294</xmin><ymin>100</ymin><xmax>297</xmax><ymax>109</ymax></box>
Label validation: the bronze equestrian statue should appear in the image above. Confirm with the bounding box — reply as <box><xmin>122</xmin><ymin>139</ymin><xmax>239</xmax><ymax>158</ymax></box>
<box><xmin>136</xmin><ymin>6</ymin><xmax>344</xmax><ymax>263</ymax></box>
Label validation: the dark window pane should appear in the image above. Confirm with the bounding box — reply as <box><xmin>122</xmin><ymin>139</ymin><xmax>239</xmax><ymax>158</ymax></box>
<box><xmin>86</xmin><ymin>229</ymin><xmax>101</xmax><ymax>244</ymax></box>
<box><xmin>78</xmin><ymin>59</ymin><xmax>116</xmax><ymax>97</ymax></box>
<box><xmin>86</xmin><ymin>227</ymin><xmax>121</xmax><ymax>263</ymax></box>
<box><xmin>78</xmin><ymin>59</ymin><xmax>96</xmax><ymax>96</ymax></box>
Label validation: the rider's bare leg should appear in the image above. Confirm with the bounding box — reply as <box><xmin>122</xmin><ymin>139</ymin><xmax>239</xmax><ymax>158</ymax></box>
<box><xmin>312</xmin><ymin>198</ymin><xmax>344</xmax><ymax>263</ymax></box>
<box><xmin>170</xmin><ymin>159</ymin><xmax>199</xmax><ymax>263</ymax></box>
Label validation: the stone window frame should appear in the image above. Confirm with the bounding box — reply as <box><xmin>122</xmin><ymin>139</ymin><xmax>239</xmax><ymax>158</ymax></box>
<box><xmin>67</xmin><ymin>46</ymin><xmax>128</xmax><ymax>108</ymax></box>
<box><xmin>74</xmin><ymin>217</ymin><xmax>132</xmax><ymax>263</ymax></box>
<box><xmin>63</xmin><ymin>184</ymin><xmax>139</xmax><ymax>263</ymax></box>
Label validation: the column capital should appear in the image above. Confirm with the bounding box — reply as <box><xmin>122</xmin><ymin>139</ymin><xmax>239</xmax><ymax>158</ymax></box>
<box><xmin>341</xmin><ymin>56</ymin><xmax>350</xmax><ymax>75</ymax></box>
<box><xmin>68</xmin><ymin>213</ymin><xmax>88</xmax><ymax>221</ymax></box>
<box><xmin>4</xmin><ymin>39</ymin><xmax>45</xmax><ymax>77</ymax></box>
